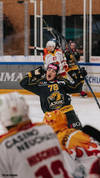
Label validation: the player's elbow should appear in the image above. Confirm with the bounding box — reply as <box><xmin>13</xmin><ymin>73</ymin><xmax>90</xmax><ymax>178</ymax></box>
<box><xmin>20</xmin><ymin>78</ymin><xmax>27</xmax><ymax>89</ymax></box>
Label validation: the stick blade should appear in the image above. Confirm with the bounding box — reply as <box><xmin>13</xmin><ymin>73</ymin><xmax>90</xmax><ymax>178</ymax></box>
<box><xmin>82</xmin><ymin>125</ymin><xmax>100</xmax><ymax>142</ymax></box>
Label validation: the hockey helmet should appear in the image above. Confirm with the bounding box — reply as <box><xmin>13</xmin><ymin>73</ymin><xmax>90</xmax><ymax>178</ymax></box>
<box><xmin>50</xmin><ymin>38</ymin><xmax>61</xmax><ymax>48</ymax></box>
<box><xmin>47</xmin><ymin>63</ymin><xmax>59</xmax><ymax>74</ymax></box>
<box><xmin>0</xmin><ymin>92</ymin><xmax>29</xmax><ymax>128</ymax></box>
<box><xmin>46</xmin><ymin>40</ymin><xmax>56</xmax><ymax>48</ymax></box>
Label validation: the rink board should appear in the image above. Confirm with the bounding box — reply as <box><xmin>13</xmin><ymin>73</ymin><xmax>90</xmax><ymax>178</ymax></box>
<box><xmin>0</xmin><ymin>56</ymin><xmax>100</xmax><ymax>97</ymax></box>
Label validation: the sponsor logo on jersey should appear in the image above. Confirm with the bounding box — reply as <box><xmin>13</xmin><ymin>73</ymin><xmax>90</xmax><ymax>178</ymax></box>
<box><xmin>5</xmin><ymin>128</ymin><xmax>56</xmax><ymax>152</ymax></box>
<box><xmin>38</xmin><ymin>81</ymin><xmax>48</xmax><ymax>86</ymax></box>
<box><xmin>48</xmin><ymin>91</ymin><xmax>64</xmax><ymax>110</ymax></box>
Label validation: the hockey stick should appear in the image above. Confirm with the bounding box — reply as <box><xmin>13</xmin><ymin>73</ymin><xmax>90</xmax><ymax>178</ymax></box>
<box><xmin>42</xmin><ymin>19</ymin><xmax>100</xmax><ymax>109</ymax></box>
<box><xmin>49</xmin><ymin>28</ymin><xmax>100</xmax><ymax>109</ymax></box>
<box><xmin>82</xmin><ymin>125</ymin><xmax>100</xmax><ymax>142</ymax></box>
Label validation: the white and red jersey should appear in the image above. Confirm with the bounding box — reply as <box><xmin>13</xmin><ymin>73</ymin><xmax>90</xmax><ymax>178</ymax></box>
<box><xmin>43</xmin><ymin>48</ymin><xmax>68</xmax><ymax>76</ymax></box>
<box><xmin>88</xmin><ymin>157</ymin><xmax>100</xmax><ymax>178</ymax></box>
<box><xmin>0</xmin><ymin>120</ymin><xmax>70</xmax><ymax>178</ymax></box>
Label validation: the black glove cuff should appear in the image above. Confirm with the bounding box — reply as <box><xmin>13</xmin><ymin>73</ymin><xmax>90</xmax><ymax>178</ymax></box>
<box><xmin>30</xmin><ymin>66</ymin><xmax>45</xmax><ymax>78</ymax></box>
<box><xmin>80</xmin><ymin>67</ymin><xmax>87</xmax><ymax>77</ymax></box>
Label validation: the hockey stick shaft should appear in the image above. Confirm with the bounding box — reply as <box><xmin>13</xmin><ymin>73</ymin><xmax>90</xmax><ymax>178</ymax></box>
<box><xmin>82</xmin><ymin>125</ymin><xmax>100</xmax><ymax>142</ymax></box>
<box><xmin>84</xmin><ymin>76</ymin><xmax>100</xmax><ymax>109</ymax></box>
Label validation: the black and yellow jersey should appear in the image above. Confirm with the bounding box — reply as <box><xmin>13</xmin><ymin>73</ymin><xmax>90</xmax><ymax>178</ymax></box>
<box><xmin>20</xmin><ymin>73</ymin><xmax>84</xmax><ymax>113</ymax></box>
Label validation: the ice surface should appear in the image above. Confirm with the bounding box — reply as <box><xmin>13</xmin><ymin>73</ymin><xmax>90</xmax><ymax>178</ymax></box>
<box><xmin>0</xmin><ymin>94</ymin><xmax>100</xmax><ymax>134</ymax></box>
<box><xmin>24</xmin><ymin>94</ymin><xmax>100</xmax><ymax>130</ymax></box>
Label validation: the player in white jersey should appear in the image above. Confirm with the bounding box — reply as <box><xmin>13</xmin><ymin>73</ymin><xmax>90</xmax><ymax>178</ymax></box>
<box><xmin>29</xmin><ymin>39</ymin><xmax>68</xmax><ymax>77</ymax></box>
<box><xmin>43</xmin><ymin>110</ymin><xmax>100</xmax><ymax>177</ymax></box>
<box><xmin>0</xmin><ymin>92</ymin><xmax>71</xmax><ymax>178</ymax></box>
<box><xmin>44</xmin><ymin>40</ymin><xmax>68</xmax><ymax>77</ymax></box>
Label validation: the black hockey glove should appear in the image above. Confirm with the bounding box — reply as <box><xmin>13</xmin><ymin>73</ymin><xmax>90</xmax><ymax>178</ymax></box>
<box><xmin>74</xmin><ymin>67</ymin><xmax>87</xmax><ymax>82</ymax></box>
<box><xmin>80</xmin><ymin>67</ymin><xmax>87</xmax><ymax>78</ymax></box>
<box><xmin>29</xmin><ymin>66</ymin><xmax>45</xmax><ymax>79</ymax></box>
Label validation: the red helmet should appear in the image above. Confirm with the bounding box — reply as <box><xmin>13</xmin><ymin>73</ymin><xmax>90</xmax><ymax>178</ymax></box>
<box><xmin>47</xmin><ymin>63</ymin><xmax>59</xmax><ymax>73</ymax></box>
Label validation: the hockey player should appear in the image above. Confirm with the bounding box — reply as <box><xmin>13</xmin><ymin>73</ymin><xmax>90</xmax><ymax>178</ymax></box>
<box><xmin>43</xmin><ymin>109</ymin><xmax>100</xmax><ymax>177</ymax></box>
<box><xmin>64</xmin><ymin>41</ymin><xmax>87</xmax><ymax>97</ymax></box>
<box><xmin>43</xmin><ymin>40</ymin><xmax>68</xmax><ymax>77</ymax></box>
<box><xmin>29</xmin><ymin>39</ymin><xmax>68</xmax><ymax>77</ymax></box>
<box><xmin>20</xmin><ymin>63</ymin><xmax>87</xmax><ymax>129</ymax></box>
<box><xmin>0</xmin><ymin>92</ymin><xmax>70</xmax><ymax>178</ymax></box>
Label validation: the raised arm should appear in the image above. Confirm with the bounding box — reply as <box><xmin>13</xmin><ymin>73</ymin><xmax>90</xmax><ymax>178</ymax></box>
<box><xmin>20</xmin><ymin>66</ymin><xmax>45</xmax><ymax>95</ymax></box>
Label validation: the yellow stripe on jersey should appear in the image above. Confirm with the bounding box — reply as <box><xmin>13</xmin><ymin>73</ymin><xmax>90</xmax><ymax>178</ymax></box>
<box><xmin>60</xmin><ymin>105</ymin><xmax>74</xmax><ymax>113</ymax></box>
<box><xmin>0</xmin><ymin>120</ymin><xmax>31</xmax><ymax>143</ymax></box>
<box><xmin>28</xmin><ymin>72</ymin><xmax>32</xmax><ymax>77</ymax></box>
<box><xmin>67</xmin><ymin>65</ymin><xmax>78</xmax><ymax>72</ymax></box>
<box><xmin>0</xmin><ymin>129</ymin><xmax>17</xmax><ymax>143</ymax></box>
